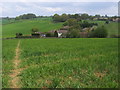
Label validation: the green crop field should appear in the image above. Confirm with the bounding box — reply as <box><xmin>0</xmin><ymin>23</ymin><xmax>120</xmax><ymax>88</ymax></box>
<box><xmin>2</xmin><ymin>18</ymin><xmax>63</xmax><ymax>38</ymax></box>
<box><xmin>2</xmin><ymin>40</ymin><xmax>19</xmax><ymax>88</ymax></box>
<box><xmin>1</xmin><ymin>18</ymin><xmax>16</xmax><ymax>25</ymax></box>
<box><xmin>2</xmin><ymin>17</ymin><xmax>119</xmax><ymax>88</ymax></box>
<box><xmin>2</xmin><ymin>38</ymin><xmax>118</xmax><ymax>88</ymax></box>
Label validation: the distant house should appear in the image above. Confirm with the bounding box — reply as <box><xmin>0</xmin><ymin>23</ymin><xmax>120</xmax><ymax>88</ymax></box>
<box><xmin>82</xmin><ymin>26</ymin><xmax>97</xmax><ymax>32</ymax></box>
<box><xmin>57</xmin><ymin>30</ymin><xmax>68</xmax><ymax>38</ymax></box>
<box><xmin>34</xmin><ymin>32</ymin><xmax>42</xmax><ymax>34</ymax></box>
<box><xmin>48</xmin><ymin>30</ymin><xmax>68</xmax><ymax>38</ymax></box>
<box><xmin>98</xmin><ymin>17</ymin><xmax>108</xmax><ymax>21</ymax></box>
<box><xmin>41</xmin><ymin>34</ymin><xmax>46</xmax><ymax>37</ymax></box>
<box><xmin>31</xmin><ymin>33</ymin><xmax>41</xmax><ymax>37</ymax></box>
<box><xmin>82</xmin><ymin>28</ymin><xmax>89</xmax><ymax>31</ymax></box>
<box><xmin>93</xmin><ymin>18</ymin><xmax>98</xmax><ymax>20</ymax></box>
<box><xmin>93</xmin><ymin>17</ymin><xmax>109</xmax><ymax>21</ymax></box>
<box><xmin>60</xmin><ymin>26</ymin><xmax>70</xmax><ymax>30</ymax></box>
<box><xmin>31</xmin><ymin>32</ymin><xmax>46</xmax><ymax>37</ymax></box>
<box><xmin>112</xmin><ymin>18</ymin><xmax>120</xmax><ymax>22</ymax></box>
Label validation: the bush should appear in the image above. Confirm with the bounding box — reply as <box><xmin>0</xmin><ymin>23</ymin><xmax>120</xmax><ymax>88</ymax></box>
<box><xmin>66</xmin><ymin>18</ymin><xmax>78</xmax><ymax>26</ymax></box>
<box><xmin>89</xmin><ymin>26</ymin><xmax>108</xmax><ymax>38</ymax></box>
<box><xmin>63</xmin><ymin>21</ymin><xmax>68</xmax><ymax>26</ymax></box>
<box><xmin>110</xmin><ymin>34</ymin><xmax>120</xmax><ymax>38</ymax></box>
<box><xmin>32</xmin><ymin>28</ymin><xmax>39</xmax><ymax>33</ymax></box>
<box><xmin>105</xmin><ymin>21</ymin><xmax>109</xmax><ymax>24</ymax></box>
<box><xmin>16</xmin><ymin>33</ymin><xmax>23</xmax><ymax>38</ymax></box>
<box><xmin>66</xmin><ymin>29</ymin><xmax>80</xmax><ymax>38</ymax></box>
<box><xmin>53</xmin><ymin>14</ymin><xmax>69</xmax><ymax>22</ymax></box>
<box><xmin>80</xmin><ymin>21</ymin><xmax>98</xmax><ymax>28</ymax></box>
<box><xmin>46</xmin><ymin>33</ymin><xmax>54</xmax><ymax>37</ymax></box>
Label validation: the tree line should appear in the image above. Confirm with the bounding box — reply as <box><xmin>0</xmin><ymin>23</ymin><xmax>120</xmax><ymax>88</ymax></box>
<box><xmin>62</xmin><ymin>18</ymin><xmax>107</xmax><ymax>38</ymax></box>
<box><xmin>15</xmin><ymin>13</ymin><xmax>52</xmax><ymax>20</ymax></box>
<box><xmin>15</xmin><ymin>13</ymin><xmax>37</xmax><ymax>20</ymax></box>
<box><xmin>13</xmin><ymin>13</ymin><xmax>119</xmax><ymax>38</ymax></box>
<box><xmin>52</xmin><ymin>13</ymin><xmax>91</xmax><ymax>22</ymax></box>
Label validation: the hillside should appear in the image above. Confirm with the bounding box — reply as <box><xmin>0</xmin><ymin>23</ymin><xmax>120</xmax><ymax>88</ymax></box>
<box><xmin>104</xmin><ymin>22</ymin><xmax>119</xmax><ymax>37</ymax></box>
<box><xmin>2</xmin><ymin>17</ymin><xmax>119</xmax><ymax>38</ymax></box>
<box><xmin>86</xmin><ymin>20</ymin><xmax>119</xmax><ymax>37</ymax></box>
<box><xmin>2</xmin><ymin>18</ymin><xmax>63</xmax><ymax>38</ymax></box>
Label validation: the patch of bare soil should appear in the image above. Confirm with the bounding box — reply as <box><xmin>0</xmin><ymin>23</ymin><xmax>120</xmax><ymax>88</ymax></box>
<box><xmin>94</xmin><ymin>71</ymin><xmax>107</xmax><ymax>79</ymax></box>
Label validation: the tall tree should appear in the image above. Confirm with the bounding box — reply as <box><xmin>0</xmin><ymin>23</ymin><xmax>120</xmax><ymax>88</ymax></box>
<box><xmin>53</xmin><ymin>14</ymin><xmax>60</xmax><ymax>22</ymax></box>
<box><xmin>61</xmin><ymin>13</ymin><xmax>69</xmax><ymax>22</ymax></box>
<box><xmin>80</xmin><ymin>13</ymin><xmax>89</xmax><ymax>20</ymax></box>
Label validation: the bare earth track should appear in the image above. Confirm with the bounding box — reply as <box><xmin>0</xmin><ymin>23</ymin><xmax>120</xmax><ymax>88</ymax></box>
<box><xmin>9</xmin><ymin>40</ymin><xmax>22</xmax><ymax>88</ymax></box>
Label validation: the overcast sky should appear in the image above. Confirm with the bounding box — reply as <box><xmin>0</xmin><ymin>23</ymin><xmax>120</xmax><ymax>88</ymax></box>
<box><xmin>0</xmin><ymin>0</ymin><xmax>119</xmax><ymax>17</ymax></box>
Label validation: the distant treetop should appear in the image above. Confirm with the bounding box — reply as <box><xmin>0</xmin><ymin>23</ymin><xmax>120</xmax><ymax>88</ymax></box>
<box><xmin>15</xmin><ymin>13</ymin><xmax>36</xmax><ymax>20</ymax></box>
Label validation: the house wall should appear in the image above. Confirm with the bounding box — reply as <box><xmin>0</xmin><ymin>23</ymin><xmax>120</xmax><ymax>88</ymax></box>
<box><xmin>58</xmin><ymin>33</ymin><xmax>62</xmax><ymax>37</ymax></box>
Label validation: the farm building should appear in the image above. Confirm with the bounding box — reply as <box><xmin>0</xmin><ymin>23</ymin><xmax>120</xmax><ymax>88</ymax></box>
<box><xmin>93</xmin><ymin>17</ymin><xmax>109</xmax><ymax>21</ymax></box>
<box><xmin>48</xmin><ymin>30</ymin><xmax>68</xmax><ymax>38</ymax></box>
<box><xmin>60</xmin><ymin>26</ymin><xmax>70</xmax><ymax>30</ymax></box>
<box><xmin>57</xmin><ymin>30</ymin><xmax>68</xmax><ymax>37</ymax></box>
<box><xmin>31</xmin><ymin>32</ymin><xmax>46</xmax><ymax>37</ymax></box>
<box><xmin>112</xmin><ymin>18</ymin><xmax>120</xmax><ymax>22</ymax></box>
<box><xmin>82</xmin><ymin>26</ymin><xmax>97</xmax><ymax>32</ymax></box>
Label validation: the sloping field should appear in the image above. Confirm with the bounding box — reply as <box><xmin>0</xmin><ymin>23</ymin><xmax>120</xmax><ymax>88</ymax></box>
<box><xmin>104</xmin><ymin>22</ymin><xmax>119</xmax><ymax>36</ymax></box>
<box><xmin>2</xmin><ymin>18</ymin><xmax>63</xmax><ymax>38</ymax></box>
<box><xmin>87</xmin><ymin>20</ymin><xmax>119</xmax><ymax>37</ymax></box>
<box><xmin>2</xmin><ymin>38</ymin><xmax>118</xmax><ymax>88</ymax></box>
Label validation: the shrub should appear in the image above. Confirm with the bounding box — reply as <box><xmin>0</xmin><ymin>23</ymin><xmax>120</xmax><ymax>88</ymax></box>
<box><xmin>66</xmin><ymin>18</ymin><xmax>78</xmax><ymax>26</ymax></box>
<box><xmin>66</xmin><ymin>29</ymin><xmax>80</xmax><ymax>38</ymax></box>
<box><xmin>89</xmin><ymin>26</ymin><xmax>108</xmax><ymax>38</ymax></box>
<box><xmin>46</xmin><ymin>32</ymin><xmax>54</xmax><ymax>37</ymax></box>
<box><xmin>32</xmin><ymin>28</ymin><xmax>39</xmax><ymax>33</ymax></box>
<box><xmin>63</xmin><ymin>21</ymin><xmax>68</xmax><ymax>26</ymax></box>
<box><xmin>80</xmin><ymin>21</ymin><xmax>98</xmax><ymax>28</ymax></box>
<box><xmin>16</xmin><ymin>33</ymin><xmax>23</xmax><ymax>38</ymax></box>
<box><xmin>17</xmin><ymin>13</ymin><xmax>36</xmax><ymax>19</ymax></box>
<box><xmin>105</xmin><ymin>20</ymin><xmax>109</xmax><ymax>24</ymax></box>
<box><xmin>110</xmin><ymin>34</ymin><xmax>120</xmax><ymax>38</ymax></box>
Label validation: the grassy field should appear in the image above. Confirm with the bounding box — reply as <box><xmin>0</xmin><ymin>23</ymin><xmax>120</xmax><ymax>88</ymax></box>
<box><xmin>2</xmin><ymin>17</ymin><xmax>119</xmax><ymax>88</ymax></box>
<box><xmin>1</xmin><ymin>18</ymin><xmax>16</xmax><ymax>25</ymax></box>
<box><xmin>2</xmin><ymin>38</ymin><xmax>118</xmax><ymax>88</ymax></box>
<box><xmin>104</xmin><ymin>22</ymin><xmax>119</xmax><ymax>37</ymax></box>
<box><xmin>2</xmin><ymin>18</ymin><xmax>63</xmax><ymax>38</ymax></box>
<box><xmin>2</xmin><ymin>40</ymin><xmax>19</xmax><ymax>88</ymax></box>
<box><xmin>87</xmin><ymin>20</ymin><xmax>119</xmax><ymax>37</ymax></box>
